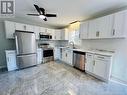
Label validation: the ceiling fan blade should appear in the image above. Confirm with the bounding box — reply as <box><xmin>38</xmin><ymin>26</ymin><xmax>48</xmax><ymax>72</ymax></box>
<box><xmin>45</xmin><ymin>14</ymin><xmax>57</xmax><ymax>17</ymax></box>
<box><xmin>40</xmin><ymin>8</ymin><xmax>45</xmax><ymax>15</ymax></box>
<box><xmin>43</xmin><ymin>18</ymin><xmax>47</xmax><ymax>21</ymax></box>
<box><xmin>34</xmin><ymin>4</ymin><xmax>41</xmax><ymax>15</ymax></box>
<box><xmin>27</xmin><ymin>14</ymin><xmax>39</xmax><ymax>16</ymax></box>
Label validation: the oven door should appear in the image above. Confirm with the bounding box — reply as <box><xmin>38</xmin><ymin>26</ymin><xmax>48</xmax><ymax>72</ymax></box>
<box><xmin>43</xmin><ymin>49</ymin><xmax>53</xmax><ymax>57</ymax></box>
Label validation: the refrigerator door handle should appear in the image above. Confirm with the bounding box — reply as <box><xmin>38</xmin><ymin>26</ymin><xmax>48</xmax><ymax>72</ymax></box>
<box><xmin>15</xmin><ymin>35</ymin><xmax>19</xmax><ymax>55</ymax></box>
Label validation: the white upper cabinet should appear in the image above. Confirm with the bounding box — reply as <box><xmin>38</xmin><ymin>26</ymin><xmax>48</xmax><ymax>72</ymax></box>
<box><xmin>88</xmin><ymin>14</ymin><xmax>113</xmax><ymax>39</ymax></box>
<box><xmin>65</xmin><ymin>28</ymin><xmax>69</xmax><ymax>40</ymax></box>
<box><xmin>4</xmin><ymin>21</ymin><xmax>15</xmax><ymax>39</ymax></box>
<box><xmin>112</xmin><ymin>10</ymin><xmax>127</xmax><ymax>38</ymax></box>
<box><xmin>34</xmin><ymin>26</ymin><xmax>40</xmax><ymax>40</ymax></box>
<box><xmin>40</xmin><ymin>27</ymin><xmax>46</xmax><ymax>33</ymax></box>
<box><xmin>15</xmin><ymin>23</ymin><xmax>34</xmax><ymax>32</ymax></box>
<box><xmin>79</xmin><ymin>21</ymin><xmax>89</xmax><ymax>39</ymax></box>
<box><xmin>98</xmin><ymin>14</ymin><xmax>113</xmax><ymax>38</ymax></box>
<box><xmin>54</xmin><ymin>30</ymin><xmax>62</xmax><ymax>40</ymax></box>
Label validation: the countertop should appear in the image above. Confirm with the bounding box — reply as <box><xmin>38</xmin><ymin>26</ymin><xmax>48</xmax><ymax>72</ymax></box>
<box><xmin>59</xmin><ymin>47</ymin><xmax>114</xmax><ymax>56</ymax></box>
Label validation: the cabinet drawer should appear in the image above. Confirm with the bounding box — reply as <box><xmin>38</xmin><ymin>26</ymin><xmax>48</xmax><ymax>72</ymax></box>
<box><xmin>94</xmin><ymin>54</ymin><xmax>111</xmax><ymax>61</ymax></box>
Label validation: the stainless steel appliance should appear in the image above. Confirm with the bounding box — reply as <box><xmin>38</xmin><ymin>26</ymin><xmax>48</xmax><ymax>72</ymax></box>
<box><xmin>39</xmin><ymin>32</ymin><xmax>52</xmax><ymax>40</ymax></box>
<box><xmin>42</xmin><ymin>48</ymin><xmax>54</xmax><ymax>63</ymax></box>
<box><xmin>15</xmin><ymin>30</ymin><xmax>37</xmax><ymax>69</ymax></box>
<box><xmin>73</xmin><ymin>51</ymin><xmax>86</xmax><ymax>71</ymax></box>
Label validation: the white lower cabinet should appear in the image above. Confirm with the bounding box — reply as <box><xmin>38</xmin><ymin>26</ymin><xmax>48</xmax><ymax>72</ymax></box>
<box><xmin>37</xmin><ymin>49</ymin><xmax>42</xmax><ymax>64</ymax></box>
<box><xmin>61</xmin><ymin>48</ymin><xmax>73</xmax><ymax>66</ymax></box>
<box><xmin>86</xmin><ymin>53</ymin><xmax>112</xmax><ymax>81</ymax></box>
<box><xmin>5</xmin><ymin>50</ymin><xmax>17</xmax><ymax>71</ymax></box>
<box><xmin>54</xmin><ymin>47</ymin><xmax>60</xmax><ymax>60</ymax></box>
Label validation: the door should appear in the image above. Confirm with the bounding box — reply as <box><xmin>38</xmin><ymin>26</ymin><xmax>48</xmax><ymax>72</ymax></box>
<box><xmin>15</xmin><ymin>31</ymin><xmax>36</xmax><ymax>55</ymax></box>
<box><xmin>112</xmin><ymin>10</ymin><xmax>127</xmax><ymax>38</ymax></box>
<box><xmin>5</xmin><ymin>21</ymin><xmax>15</xmax><ymax>39</ymax></box>
<box><xmin>86</xmin><ymin>53</ymin><xmax>94</xmax><ymax>73</ymax></box>
<box><xmin>79</xmin><ymin>21</ymin><xmax>89</xmax><ymax>39</ymax></box>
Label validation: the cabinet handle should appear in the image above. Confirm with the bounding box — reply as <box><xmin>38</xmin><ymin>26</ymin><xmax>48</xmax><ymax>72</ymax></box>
<box><xmin>96</xmin><ymin>31</ymin><xmax>100</xmax><ymax>37</ymax></box>
<box><xmin>66</xmin><ymin>53</ymin><xmax>67</xmax><ymax>57</ymax></box>
<box><xmin>93</xmin><ymin>60</ymin><xmax>95</xmax><ymax>66</ymax></box>
<box><xmin>112</xmin><ymin>29</ymin><xmax>115</xmax><ymax>36</ymax></box>
<box><xmin>97</xmin><ymin>56</ymin><xmax>105</xmax><ymax>59</ymax></box>
<box><xmin>24</xmin><ymin>25</ymin><xmax>26</xmax><ymax>30</ymax></box>
<box><xmin>7</xmin><ymin>57</ymin><xmax>9</xmax><ymax>62</ymax></box>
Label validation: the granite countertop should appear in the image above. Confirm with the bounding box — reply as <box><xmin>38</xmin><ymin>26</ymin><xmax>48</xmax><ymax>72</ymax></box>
<box><xmin>59</xmin><ymin>47</ymin><xmax>114</xmax><ymax>56</ymax></box>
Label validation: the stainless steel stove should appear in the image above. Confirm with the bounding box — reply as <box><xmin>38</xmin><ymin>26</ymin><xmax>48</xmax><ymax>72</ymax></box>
<box><xmin>42</xmin><ymin>48</ymin><xmax>54</xmax><ymax>63</ymax></box>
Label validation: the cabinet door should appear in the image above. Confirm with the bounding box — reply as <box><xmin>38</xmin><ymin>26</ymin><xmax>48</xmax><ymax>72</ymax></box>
<box><xmin>4</xmin><ymin>21</ymin><xmax>15</xmax><ymax>39</ymax></box>
<box><xmin>112</xmin><ymin>10</ymin><xmax>127</xmax><ymax>38</ymax></box>
<box><xmin>34</xmin><ymin>26</ymin><xmax>40</xmax><ymax>40</ymax></box>
<box><xmin>67</xmin><ymin>50</ymin><xmax>73</xmax><ymax>66</ymax></box>
<box><xmin>15</xmin><ymin>23</ymin><xmax>26</xmax><ymax>31</ymax></box>
<box><xmin>61</xmin><ymin>49</ymin><xmax>66</xmax><ymax>62</ymax></box>
<box><xmin>6</xmin><ymin>51</ymin><xmax>17</xmax><ymax>71</ymax></box>
<box><xmin>86</xmin><ymin>53</ymin><xmax>94</xmax><ymax>73</ymax></box>
<box><xmin>79</xmin><ymin>21</ymin><xmax>89</xmax><ymax>39</ymax></box>
<box><xmin>54</xmin><ymin>47</ymin><xmax>60</xmax><ymax>60</ymax></box>
<box><xmin>93</xmin><ymin>55</ymin><xmax>111</xmax><ymax>79</ymax></box>
<box><xmin>98</xmin><ymin>15</ymin><xmax>113</xmax><ymax>38</ymax></box>
<box><xmin>94</xmin><ymin>59</ymin><xmax>107</xmax><ymax>79</ymax></box>
<box><xmin>88</xmin><ymin>19</ymin><xmax>98</xmax><ymax>39</ymax></box>
<box><xmin>26</xmin><ymin>25</ymin><xmax>34</xmax><ymax>32</ymax></box>
<box><xmin>37</xmin><ymin>49</ymin><xmax>42</xmax><ymax>64</ymax></box>
<box><xmin>65</xmin><ymin>28</ymin><xmax>69</xmax><ymax>40</ymax></box>
<box><xmin>55</xmin><ymin>30</ymin><xmax>61</xmax><ymax>40</ymax></box>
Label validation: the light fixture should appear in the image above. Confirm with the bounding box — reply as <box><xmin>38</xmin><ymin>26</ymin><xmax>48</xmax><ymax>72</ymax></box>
<box><xmin>39</xmin><ymin>15</ymin><xmax>46</xmax><ymax>19</ymax></box>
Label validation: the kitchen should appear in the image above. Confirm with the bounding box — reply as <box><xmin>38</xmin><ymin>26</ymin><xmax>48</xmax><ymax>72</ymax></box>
<box><xmin>0</xmin><ymin>0</ymin><xmax>127</xmax><ymax>95</ymax></box>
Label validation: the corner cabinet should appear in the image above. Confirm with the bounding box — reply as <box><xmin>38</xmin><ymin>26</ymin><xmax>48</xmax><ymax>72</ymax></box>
<box><xmin>86</xmin><ymin>53</ymin><xmax>112</xmax><ymax>82</ymax></box>
<box><xmin>5</xmin><ymin>21</ymin><xmax>15</xmax><ymax>39</ymax></box>
<box><xmin>5</xmin><ymin>50</ymin><xmax>18</xmax><ymax>71</ymax></box>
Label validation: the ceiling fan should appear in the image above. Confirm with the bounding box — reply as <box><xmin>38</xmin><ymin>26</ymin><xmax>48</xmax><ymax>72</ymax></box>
<box><xmin>27</xmin><ymin>4</ymin><xmax>57</xmax><ymax>21</ymax></box>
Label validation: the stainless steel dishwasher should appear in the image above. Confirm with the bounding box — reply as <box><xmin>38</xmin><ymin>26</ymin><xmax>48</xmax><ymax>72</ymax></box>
<box><xmin>73</xmin><ymin>51</ymin><xmax>86</xmax><ymax>71</ymax></box>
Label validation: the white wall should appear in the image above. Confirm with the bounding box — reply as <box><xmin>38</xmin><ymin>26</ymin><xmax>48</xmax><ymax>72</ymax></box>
<box><xmin>81</xmin><ymin>38</ymin><xmax>127</xmax><ymax>83</ymax></box>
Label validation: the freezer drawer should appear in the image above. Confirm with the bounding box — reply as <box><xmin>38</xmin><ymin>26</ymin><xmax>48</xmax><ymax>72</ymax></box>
<box><xmin>17</xmin><ymin>54</ymin><xmax>37</xmax><ymax>69</ymax></box>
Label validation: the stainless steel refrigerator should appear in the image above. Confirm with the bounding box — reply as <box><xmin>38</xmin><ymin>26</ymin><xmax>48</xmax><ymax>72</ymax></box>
<box><xmin>15</xmin><ymin>30</ymin><xmax>37</xmax><ymax>69</ymax></box>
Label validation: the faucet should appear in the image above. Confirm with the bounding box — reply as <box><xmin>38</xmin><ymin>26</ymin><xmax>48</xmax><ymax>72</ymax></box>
<box><xmin>68</xmin><ymin>41</ymin><xmax>74</xmax><ymax>49</ymax></box>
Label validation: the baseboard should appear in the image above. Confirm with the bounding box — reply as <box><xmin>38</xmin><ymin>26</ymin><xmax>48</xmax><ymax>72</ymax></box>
<box><xmin>110</xmin><ymin>75</ymin><xmax>127</xmax><ymax>87</ymax></box>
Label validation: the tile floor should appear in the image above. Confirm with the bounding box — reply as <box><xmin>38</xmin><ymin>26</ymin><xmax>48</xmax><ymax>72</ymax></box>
<box><xmin>0</xmin><ymin>61</ymin><xmax>127</xmax><ymax>95</ymax></box>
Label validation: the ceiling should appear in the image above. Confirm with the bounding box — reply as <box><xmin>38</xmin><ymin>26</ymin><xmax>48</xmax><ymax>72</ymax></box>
<box><xmin>15</xmin><ymin>0</ymin><xmax>127</xmax><ymax>28</ymax></box>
